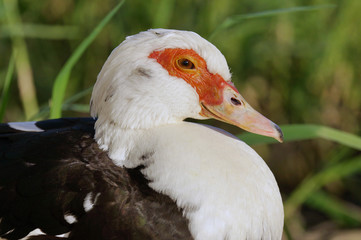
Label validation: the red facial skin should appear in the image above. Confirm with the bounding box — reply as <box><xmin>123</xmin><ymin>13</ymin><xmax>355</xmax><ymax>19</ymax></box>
<box><xmin>149</xmin><ymin>48</ymin><xmax>238</xmax><ymax>106</ymax></box>
<box><xmin>149</xmin><ymin>48</ymin><xmax>284</xmax><ymax>142</ymax></box>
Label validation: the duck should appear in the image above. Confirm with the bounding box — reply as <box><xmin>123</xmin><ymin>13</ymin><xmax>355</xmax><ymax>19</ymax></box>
<box><xmin>0</xmin><ymin>29</ymin><xmax>284</xmax><ymax>240</ymax></box>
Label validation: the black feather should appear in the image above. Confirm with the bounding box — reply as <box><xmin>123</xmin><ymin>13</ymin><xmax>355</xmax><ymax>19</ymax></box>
<box><xmin>0</xmin><ymin>118</ymin><xmax>192</xmax><ymax>240</ymax></box>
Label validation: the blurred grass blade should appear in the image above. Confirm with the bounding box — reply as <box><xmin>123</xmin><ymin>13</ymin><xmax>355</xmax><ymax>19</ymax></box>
<box><xmin>62</xmin><ymin>103</ymin><xmax>89</xmax><ymax>113</ymax></box>
<box><xmin>283</xmin><ymin>223</ymin><xmax>293</xmax><ymax>240</ymax></box>
<box><xmin>305</xmin><ymin>190</ymin><xmax>361</xmax><ymax>226</ymax></box>
<box><xmin>208</xmin><ymin>4</ymin><xmax>336</xmax><ymax>40</ymax></box>
<box><xmin>1</xmin><ymin>24</ymin><xmax>79</xmax><ymax>39</ymax></box>
<box><xmin>238</xmin><ymin>124</ymin><xmax>361</xmax><ymax>151</ymax></box>
<box><xmin>63</xmin><ymin>87</ymin><xmax>93</xmax><ymax>105</ymax></box>
<box><xmin>0</xmin><ymin>54</ymin><xmax>15</xmax><ymax>122</ymax></box>
<box><xmin>30</xmin><ymin>87</ymin><xmax>93</xmax><ymax>121</ymax></box>
<box><xmin>4</xmin><ymin>0</ymin><xmax>39</xmax><ymax>119</ymax></box>
<box><xmin>284</xmin><ymin>156</ymin><xmax>361</xmax><ymax>220</ymax></box>
<box><xmin>28</xmin><ymin>105</ymin><xmax>51</xmax><ymax>121</ymax></box>
<box><xmin>61</xmin><ymin>87</ymin><xmax>93</xmax><ymax>113</ymax></box>
<box><xmin>49</xmin><ymin>0</ymin><xmax>125</xmax><ymax>119</ymax></box>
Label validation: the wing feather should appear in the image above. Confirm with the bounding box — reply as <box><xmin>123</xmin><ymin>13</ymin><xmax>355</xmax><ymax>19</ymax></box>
<box><xmin>0</xmin><ymin>118</ymin><xmax>191</xmax><ymax>240</ymax></box>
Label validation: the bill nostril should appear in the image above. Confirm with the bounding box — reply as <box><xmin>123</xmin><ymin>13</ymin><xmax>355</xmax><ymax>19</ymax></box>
<box><xmin>231</xmin><ymin>97</ymin><xmax>242</xmax><ymax>106</ymax></box>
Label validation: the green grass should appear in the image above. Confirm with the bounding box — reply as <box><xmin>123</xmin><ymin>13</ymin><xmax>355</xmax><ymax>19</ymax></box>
<box><xmin>239</xmin><ymin>124</ymin><xmax>361</xmax><ymax>151</ymax></box>
<box><xmin>306</xmin><ymin>190</ymin><xmax>361</xmax><ymax>227</ymax></box>
<box><xmin>285</xmin><ymin>154</ymin><xmax>361</xmax><ymax>211</ymax></box>
<box><xmin>0</xmin><ymin>54</ymin><xmax>15</xmax><ymax>122</ymax></box>
<box><xmin>1</xmin><ymin>0</ymin><xmax>361</xmax><ymax>238</ymax></box>
<box><xmin>49</xmin><ymin>0</ymin><xmax>125</xmax><ymax>118</ymax></box>
<box><xmin>1</xmin><ymin>24</ymin><xmax>79</xmax><ymax>40</ymax></box>
<box><xmin>3</xmin><ymin>0</ymin><xmax>39</xmax><ymax>119</ymax></box>
<box><xmin>208</xmin><ymin>4</ymin><xmax>336</xmax><ymax>40</ymax></box>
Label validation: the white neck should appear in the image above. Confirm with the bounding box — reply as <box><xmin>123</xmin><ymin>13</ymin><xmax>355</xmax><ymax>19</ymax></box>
<box><xmin>95</xmin><ymin>121</ymin><xmax>284</xmax><ymax>240</ymax></box>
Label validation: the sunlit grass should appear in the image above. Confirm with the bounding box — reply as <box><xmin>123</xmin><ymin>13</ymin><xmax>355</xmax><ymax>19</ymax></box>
<box><xmin>3</xmin><ymin>0</ymin><xmax>39</xmax><ymax>119</ymax></box>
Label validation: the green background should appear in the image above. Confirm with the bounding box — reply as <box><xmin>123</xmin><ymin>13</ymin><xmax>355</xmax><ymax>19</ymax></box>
<box><xmin>1</xmin><ymin>0</ymin><xmax>361</xmax><ymax>239</ymax></box>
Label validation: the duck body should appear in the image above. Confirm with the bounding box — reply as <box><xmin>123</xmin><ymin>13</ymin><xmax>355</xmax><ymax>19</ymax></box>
<box><xmin>0</xmin><ymin>29</ymin><xmax>284</xmax><ymax>239</ymax></box>
<box><xmin>0</xmin><ymin>118</ymin><xmax>192</xmax><ymax>240</ymax></box>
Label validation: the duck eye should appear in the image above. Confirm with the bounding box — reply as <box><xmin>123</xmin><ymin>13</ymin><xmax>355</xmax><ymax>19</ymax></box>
<box><xmin>177</xmin><ymin>58</ymin><xmax>195</xmax><ymax>70</ymax></box>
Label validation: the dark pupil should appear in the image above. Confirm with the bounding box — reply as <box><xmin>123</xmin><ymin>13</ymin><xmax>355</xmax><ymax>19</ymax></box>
<box><xmin>178</xmin><ymin>58</ymin><xmax>194</xmax><ymax>69</ymax></box>
<box><xmin>182</xmin><ymin>60</ymin><xmax>190</xmax><ymax>67</ymax></box>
